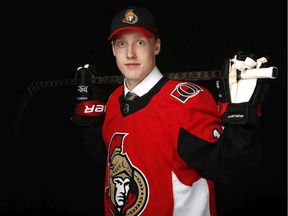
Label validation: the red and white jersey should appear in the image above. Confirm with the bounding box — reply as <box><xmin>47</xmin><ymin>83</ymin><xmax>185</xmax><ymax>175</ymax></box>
<box><xmin>102</xmin><ymin>78</ymin><xmax>222</xmax><ymax>216</ymax></box>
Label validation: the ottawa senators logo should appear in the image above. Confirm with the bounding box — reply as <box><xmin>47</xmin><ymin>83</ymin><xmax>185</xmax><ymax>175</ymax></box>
<box><xmin>105</xmin><ymin>133</ymin><xmax>149</xmax><ymax>215</ymax></box>
<box><xmin>122</xmin><ymin>9</ymin><xmax>138</xmax><ymax>24</ymax></box>
<box><xmin>171</xmin><ymin>82</ymin><xmax>203</xmax><ymax>103</ymax></box>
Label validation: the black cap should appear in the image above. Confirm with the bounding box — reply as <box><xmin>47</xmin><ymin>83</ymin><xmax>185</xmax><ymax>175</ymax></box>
<box><xmin>108</xmin><ymin>7</ymin><xmax>157</xmax><ymax>40</ymax></box>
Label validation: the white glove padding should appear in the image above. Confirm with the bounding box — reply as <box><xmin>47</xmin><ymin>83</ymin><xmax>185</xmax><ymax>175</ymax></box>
<box><xmin>228</xmin><ymin>53</ymin><xmax>276</xmax><ymax>103</ymax></box>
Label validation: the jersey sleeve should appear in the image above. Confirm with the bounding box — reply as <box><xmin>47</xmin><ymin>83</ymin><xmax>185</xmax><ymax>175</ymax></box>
<box><xmin>175</xmin><ymin>83</ymin><xmax>262</xmax><ymax>183</ymax></box>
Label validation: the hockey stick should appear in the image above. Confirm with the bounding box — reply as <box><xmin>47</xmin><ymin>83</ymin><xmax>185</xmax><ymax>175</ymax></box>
<box><xmin>23</xmin><ymin>67</ymin><xmax>278</xmax><ymax>97</ymax></box>
<box><xmin>14</xmin><ymin>70</ymin><xmax>220</xmax><ymax>134</ymax></box>
<box><xmin>24</xmin><ymin>70</ymin><xmax>221</xmax><ymax>97</ymax></box>
<box><xmin>14</xmin><ymin>67</ymin><xmax>277</xmax><ymax>134</ymax></box>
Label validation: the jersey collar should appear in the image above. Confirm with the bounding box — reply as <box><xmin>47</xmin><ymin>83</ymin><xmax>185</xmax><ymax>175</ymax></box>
<box><xmin>124</xmin><ymin>66</ymin><xmax>163</xmax><ymax>97</ymax></box>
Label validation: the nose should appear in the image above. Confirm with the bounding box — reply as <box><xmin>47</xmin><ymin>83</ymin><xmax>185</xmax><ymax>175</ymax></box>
<box><xmin>126</xmin><ymin>44</ymin><xmax>136</xmax><ymax>59</ymax></box>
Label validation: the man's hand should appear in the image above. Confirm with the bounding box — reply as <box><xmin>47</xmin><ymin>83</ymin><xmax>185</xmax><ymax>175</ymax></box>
<box><xmin>71</xmin><ymin>64</ymin><xmax>107</xmax><ymax>126</ymax></box>
<box><xmin>217</xmin><ymin>51</ymin><xmax>277</xmax><ymax>125</ymax></box>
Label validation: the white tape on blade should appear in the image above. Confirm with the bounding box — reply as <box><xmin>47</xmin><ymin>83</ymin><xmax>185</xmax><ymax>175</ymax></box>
<box><xmin>240</xmin><ymin>67</ymin><xmax>278</xmax><ymax>79</ymax></box>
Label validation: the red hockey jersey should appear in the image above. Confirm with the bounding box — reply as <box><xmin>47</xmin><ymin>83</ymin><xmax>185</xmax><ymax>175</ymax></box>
<box><xmin>102</xmin><ymin>77</ymin><xmax>222</xmax><ymax>216</ymax></box>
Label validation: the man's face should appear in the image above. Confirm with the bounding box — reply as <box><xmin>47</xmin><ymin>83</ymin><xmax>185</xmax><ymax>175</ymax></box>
<box><xmin>112</xmin><ymin>29</ymin><xmax>160</xmax><ymax>90</ymax></box>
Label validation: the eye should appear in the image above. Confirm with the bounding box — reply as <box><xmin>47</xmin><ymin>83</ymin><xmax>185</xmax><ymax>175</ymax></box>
<box><xmin>136</xmin><ymin>40</ymin><xmax>145</xmax><ymax>46</ymax></box>
<box><xmin>116</xmin><ymin>41</ymin><xmax>126</xmax><ymax>48</ymax></box>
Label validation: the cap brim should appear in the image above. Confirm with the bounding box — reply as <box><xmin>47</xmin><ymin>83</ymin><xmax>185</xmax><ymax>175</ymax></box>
<box><xmin>108</xmin><ymin>26</ymin><xmax>154</xmax><ymax>40</ymax></box>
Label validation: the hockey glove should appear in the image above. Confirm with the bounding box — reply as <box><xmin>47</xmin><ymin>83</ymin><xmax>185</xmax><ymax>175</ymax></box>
<box><xmin>71</xmin><ymin>64</ymin><xmax>107</xmax><ymax>126</ymax></box>
<box><xmin>217</xmin><ymin>50</ymin><xmax>277</xmax><ymax>126</ymax></box>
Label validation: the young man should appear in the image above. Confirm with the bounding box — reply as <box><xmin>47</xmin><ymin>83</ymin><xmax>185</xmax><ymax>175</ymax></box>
<box><xmin>73</xmin><ymin>6</ymin><xmax>273</xmax><ymax>216</ymax></box>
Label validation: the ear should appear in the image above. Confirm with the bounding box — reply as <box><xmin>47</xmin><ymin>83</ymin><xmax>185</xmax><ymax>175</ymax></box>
<box><xmin>111</xmin><ymin>41</ymin><xmax>116</xmax><ymax>57</ymax></box>
<box><xmin>154</xmin><ymin>39</ymin><xmax>161</xmax><ymax>55</ymax></box>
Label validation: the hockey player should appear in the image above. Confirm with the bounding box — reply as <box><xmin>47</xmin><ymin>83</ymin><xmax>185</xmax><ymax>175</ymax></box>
<box><xmin>72</xmin><ymin>6</ymin><xmax>275</xmax><ymax>216</ymax></box>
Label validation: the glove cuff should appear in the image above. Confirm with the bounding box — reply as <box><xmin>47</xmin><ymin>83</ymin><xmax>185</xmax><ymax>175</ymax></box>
<box><xmin>75</xmin><ymin>100</ymin><xmax>106</xmax><ymax>117</ymax></box>
<box><xmin>222</xmin><ymin>102</ymin><xmax>260</xmax><ymax>126</ymax></box>
<box><xmin>71</xmin><ymin>115</ymin><xmax>105</xmax><ymax>127</ymax></box>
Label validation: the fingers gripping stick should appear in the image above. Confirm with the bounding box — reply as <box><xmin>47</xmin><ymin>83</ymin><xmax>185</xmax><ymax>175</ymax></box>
<box><xmin>228</xmin><ymin>55</ymin><xmax>277</xmax><ymax>103</ymax></box>
<box><xmin>76</xmin><ymin>64</ymin><xmax>93</xmax><ymax>103</ymax></box>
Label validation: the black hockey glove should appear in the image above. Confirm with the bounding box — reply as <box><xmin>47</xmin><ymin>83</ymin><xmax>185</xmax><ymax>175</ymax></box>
<box><xmin>71</xmin><ymin>64</ymin><xmax>107</xmax><ymax>127</ymax></box>
<box><xmin>217</xmin><ymin>50</ymin><xmax>277</xmax><ymax>126</ymax></box>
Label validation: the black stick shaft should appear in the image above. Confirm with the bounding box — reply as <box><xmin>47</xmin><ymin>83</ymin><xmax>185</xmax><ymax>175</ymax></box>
<box><xmin>15</xmin><ymin>70</ymin><xmax>220</xmax><ymax>135</ymax></box>
<box><xmin>25</xmin><ymin>70</ymin><xmax>220</xmax><ymax>96</ymax></box>
<box><xmin>94</xmin><ymin>70</ymin><xmax>220</xmax><ymax>84</ymax></box>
